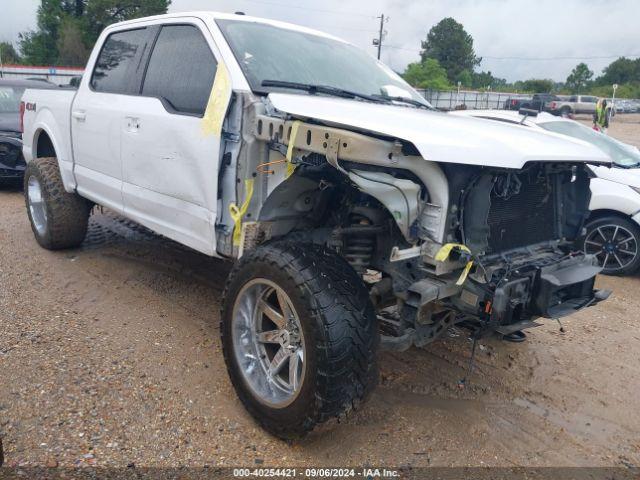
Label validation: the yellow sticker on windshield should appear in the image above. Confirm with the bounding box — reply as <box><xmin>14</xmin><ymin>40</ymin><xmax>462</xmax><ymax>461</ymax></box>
<box><xmin>202</xmin><ymin>62</ymin><xmax>232</xmax><ymax>136</ymax></box>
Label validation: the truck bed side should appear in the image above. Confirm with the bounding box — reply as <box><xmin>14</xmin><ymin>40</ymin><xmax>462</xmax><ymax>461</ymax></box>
<box><xmin>22</xmin><ymin>88</ymin><xmax>78</xmax><ymax>191</ymax></box>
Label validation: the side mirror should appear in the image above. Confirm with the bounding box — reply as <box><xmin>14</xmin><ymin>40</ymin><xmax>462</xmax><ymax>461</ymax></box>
<box><xmin>518</xmin><ymin>108</ymin><xmax>539</xmax><ymax>117</ymax></box>
<box><xmin>381</xmin><ymin>84</ymin><xmax>413</xmax><ymax>100</ymax></box>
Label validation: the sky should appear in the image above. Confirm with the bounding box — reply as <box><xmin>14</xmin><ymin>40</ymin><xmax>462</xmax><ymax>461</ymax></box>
<box><xmin>1</xmin><ymin>0</ymin><xmax>639</xmax><ymax>82</ymax></box>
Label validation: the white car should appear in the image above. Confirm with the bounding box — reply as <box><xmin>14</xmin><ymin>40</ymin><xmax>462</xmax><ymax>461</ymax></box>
<box><xmin>20</xmin><ymin>12</ymin><xmax>611</xmax><ymax>438</ymax></box>
<box><xmin>452</xmin><ymin>109</ymin><xmax>640</xmax><ymax>275</ymax></box>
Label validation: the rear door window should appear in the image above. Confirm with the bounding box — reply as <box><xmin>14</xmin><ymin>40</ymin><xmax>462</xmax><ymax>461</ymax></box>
<box><xmin>142</xmin><ymin>24</ymin><xmax>217</xmax><ymax>116</ymax></box>
<box><xmin>91</xmin><ymin>28</ymin><xmax>148</xmax><ymax>94</ymax></box>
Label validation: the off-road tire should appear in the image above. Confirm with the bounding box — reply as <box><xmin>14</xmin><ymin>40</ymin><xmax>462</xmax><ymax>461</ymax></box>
<box><xmin>221</xmin><ymin>241</ymin><xmax>379</xmax><ymax>440</ymax></box>
<box><xmin>24</xmin><ymin>157</ymin><xmax>91</xmax><ymax>250</ymax></box>
<box><xmin>582</xmin><ymin>215</ymin><xmax>640</xmax><ymax>276</ymax></box>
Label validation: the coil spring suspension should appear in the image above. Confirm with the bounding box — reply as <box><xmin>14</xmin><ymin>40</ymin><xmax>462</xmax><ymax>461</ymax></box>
<box><xmin>344</xmin><ymin>213</ymin><xmax>376</xmax><ymax>273</ymax></box>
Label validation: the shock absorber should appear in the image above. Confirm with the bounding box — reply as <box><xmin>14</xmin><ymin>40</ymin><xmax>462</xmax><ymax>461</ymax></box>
<box><xmin>343</xmin><ymin>213</ymin><xmax>376</xmax><ymax>274</ymax></box>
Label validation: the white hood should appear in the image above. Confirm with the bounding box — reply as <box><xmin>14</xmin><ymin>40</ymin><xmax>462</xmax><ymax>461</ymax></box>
<box><xmin>592</xmin><ymin>165</ymin><xmax>640</xmax><ymax>188</ymax></box>
<box><xmin>268</xmin><ymin>93</ymin><xmax>611</xmax><ymax>169</ymax></box>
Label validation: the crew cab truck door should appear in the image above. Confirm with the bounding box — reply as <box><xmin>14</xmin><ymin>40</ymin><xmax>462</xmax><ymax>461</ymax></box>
<box><xmin>71</xmin><ymin>27</ymin><xmax>153</xmax><ymax>212</ymax></box>
<box><xmin>120</xmin><ymin>20</ymin><xmax>223</xmax><ymax>255</ymax></box>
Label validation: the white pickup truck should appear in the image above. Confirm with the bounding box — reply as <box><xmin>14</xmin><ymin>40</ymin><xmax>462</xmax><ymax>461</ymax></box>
<box><xmin>548</xmin><ymin>95</ymin><xmax>599</xmax><ymax>117</ymax></box>
<box><xmin>21</xmin><ymin>11</ymin><xmax>611</xmax><ymax>439</ymax></box>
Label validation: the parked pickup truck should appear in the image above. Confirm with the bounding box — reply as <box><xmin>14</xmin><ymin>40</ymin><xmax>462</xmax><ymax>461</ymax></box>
<box><xmin>548</xmin><ymin>94</ymin><xmax>599</xmax><ymax>117</ymax></box>
<box><xmin>504</xmin><ymin>93</ymin><xmax>559</xmax><ymax>112</ymax></box>
<box><xmin>0</xmin><ymin>79</ymin><xmax>57</xmax><ymax>183</ymax></box>
<box><xmin>21</xmin><ymin>11</ymin><xmax>611</xmax><ymax>439</ymax></box>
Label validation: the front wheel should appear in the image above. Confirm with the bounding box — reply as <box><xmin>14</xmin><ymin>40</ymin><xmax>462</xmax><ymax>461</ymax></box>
<box><xmin>221</xmin><ymin>242</ymin><xmax>379</xmax><ymax>439</ymax></box>
<box><xmin>583</xmin><ymin>215</ymin><xmax>640</xmax><ymax>275</ymax></box>
<box><xmin>560</xmin><ymin>106</ymin><xmax>573</xmax><ymax>118</ymax></box>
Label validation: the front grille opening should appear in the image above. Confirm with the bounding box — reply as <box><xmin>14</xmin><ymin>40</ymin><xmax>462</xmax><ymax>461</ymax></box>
<box><xmin>487</xmin><ymin>174</ymin><xmax>556</xmax><ymax>253</ymax></box>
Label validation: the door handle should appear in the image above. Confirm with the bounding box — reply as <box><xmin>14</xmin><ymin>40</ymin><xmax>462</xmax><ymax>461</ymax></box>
<box><xmin>72</xmin><ymin>110</ymin><xmax>86</xmax><ymax>121</ymax></box>
<box><xmin>125</xmin><ymin>116</ymin><xmax>141</xmax><ymax>132</ymax></box>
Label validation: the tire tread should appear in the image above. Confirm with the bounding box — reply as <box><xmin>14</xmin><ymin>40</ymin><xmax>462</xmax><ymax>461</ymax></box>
<box><xmin>24</xmin><ymin>157</ymin><xmax>91</xmax><ymax>249</ymax></box>
<box><xmin>221</xmin><ymin>241</ymin><xmax>378</xmax><ymax>439</ymax></box>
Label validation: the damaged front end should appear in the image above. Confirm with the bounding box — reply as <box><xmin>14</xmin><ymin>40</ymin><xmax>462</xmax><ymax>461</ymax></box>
<box><xmin>216</xmin><ymin>94</ymin><xmax>610</xmax><ymax>352</ymax></box>
<box><xmin>395</xmin><ymin>162</ymin><xmax>610</xmax><ymax>349</ymax></box>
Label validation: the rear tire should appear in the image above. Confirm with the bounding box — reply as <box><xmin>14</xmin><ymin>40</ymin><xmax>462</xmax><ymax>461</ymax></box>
<box><xmin>560</xmin><ymin>106</ymin><xmax>572</xmax><ymax>118</ymax></box>
<box><xmin>582</xmin><ymin>215</ymin><xmax>640</xmax><ymax>276</ymax></box>
<box><xmin>24</xmin><ymin>157</ymin><xmax>91</xmax><ymax>250</ymax></box>
<box><xmin>221</xmin><ymin>241</ymin><xmax>379</xmax><ymax>439</ymax></box>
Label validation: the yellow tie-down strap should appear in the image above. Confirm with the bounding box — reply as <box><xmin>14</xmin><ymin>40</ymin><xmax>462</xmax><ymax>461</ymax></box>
<box><xmin>435</xmin><ymin>243</ymin><xmax>474</xmax><ymax>286</ymax></box>
<box><xmin>229</xmin><ymin>179</ymin><xmax>255</xmax><ymax>247</ymax></box>
<box><xmin>285</xmin><ymin>120</ymin><xmax>302</xmax><ymax>178</ymax></box>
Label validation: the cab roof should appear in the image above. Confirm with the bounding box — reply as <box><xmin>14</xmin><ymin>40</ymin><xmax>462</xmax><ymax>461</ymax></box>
<box><xmin>107</xmin><ymin>10</ymin><xmax>344</xmax><ymax>43</ymax></box>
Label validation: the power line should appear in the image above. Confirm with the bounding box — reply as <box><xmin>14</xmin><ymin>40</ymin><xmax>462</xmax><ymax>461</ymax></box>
<box><xmin>303</xmin><ymin>22</ymin><xmax>378</xmax><ymax>33</ymax></box>
<box><xmin>384</xmin><ymin>45</ymin><xmax>640</xmax><ymax>61</ymax></box>
<box><xmin>375</xmin><ymin>14</ymin><xmax>385</xmax><ymax>60</ymax></box>
<box><xmin>239</xmin><ymin>0</ymin><xmax>376</xmax><ymax>18</ymax></box>
<box><xmin>385</xmin><ymin>46</ymin><xmax>420</xmax><ymax>52</ymax></box>
<box><xmin>483</xmin><ymin>54</ymin><xmax>640</xmax><ymax>61</ymax></box>
<box><xmin>222</xmin><ymin>3</ymin><xmax>640</xmax><ymax>63</ymax></box>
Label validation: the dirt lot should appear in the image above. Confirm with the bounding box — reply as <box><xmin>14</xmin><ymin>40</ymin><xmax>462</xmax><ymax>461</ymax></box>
<box><xmin>1</xmin><ymin>116</ymin><xmax>639</xmax><ymax>469</ymax></box>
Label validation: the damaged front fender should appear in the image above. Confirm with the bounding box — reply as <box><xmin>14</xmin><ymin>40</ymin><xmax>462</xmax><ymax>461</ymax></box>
<box><xmin>252</xmin><ymin>113</ymin><xmax>449</xmax><ymax>245</ymax></box>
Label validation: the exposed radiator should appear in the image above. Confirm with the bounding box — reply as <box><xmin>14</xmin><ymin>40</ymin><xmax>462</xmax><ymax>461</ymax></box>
<box><xmin>487</xmin><ymin>175</ymin><xmax>557</xmax><ymax>253</ymax></box>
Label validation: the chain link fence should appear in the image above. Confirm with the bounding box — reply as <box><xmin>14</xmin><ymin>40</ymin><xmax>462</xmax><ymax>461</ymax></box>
<box><xmin>0</xmin><ymin>65</ymin><xmax>83</xmax><ymax>85</ymax></box>
<box><xmin>417</xmin><ymin>88</ymin><xmax>640</xmax><ymax>113</ymax></box>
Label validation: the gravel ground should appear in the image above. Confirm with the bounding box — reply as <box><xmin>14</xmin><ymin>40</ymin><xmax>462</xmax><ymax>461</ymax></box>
<box><xmin>0</xmin><ymin>116</ymin><xmax>639</xmax><ymax>470</ymax></box>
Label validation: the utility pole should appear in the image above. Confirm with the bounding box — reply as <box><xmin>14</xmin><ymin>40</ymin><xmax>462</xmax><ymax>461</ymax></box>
<box><xmin>373</xmin><ymin>14</ymin><xmax>387</xmax><ymax>60</ymax></box>
<box><xmin>376</xmin><ymin>14</ymin><xmax>384</xmax><ymax>60</ymax></box>
<box><xmin>610</xmin><ymin>83</ymin><xmax>618</xmax><ymax>124</ymax></box>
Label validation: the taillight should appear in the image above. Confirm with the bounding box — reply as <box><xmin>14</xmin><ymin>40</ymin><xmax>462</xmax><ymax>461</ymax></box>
<box><xmin>550</xmin><ymin>102</ymin><xmax>557</xmax><ymax>109</ymax></box>
<box><xmin>511</xmin><ymin>99</ymin><xmax>517</xmax><ymax>106</ymax></box>
<box><xmin>19</xmin><ymin>101</ymin><xmax>25</xmax><ymax>133</ymax></box>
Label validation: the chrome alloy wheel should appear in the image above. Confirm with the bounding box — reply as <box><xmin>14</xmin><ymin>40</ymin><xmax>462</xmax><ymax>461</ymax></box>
<box><xmin>584</xmin><ymin>224</ymin><xmax>638</xmax><ymax>272</ymax></box>
<box><xmin>27</xmin><ymin>175</ymin><xmax>48</xmax><ymax>236</ymax></box>
<box><xmin>231</xmin><ymin>279</ymin><xmax>305</xmax><ymax>408</ymax></box>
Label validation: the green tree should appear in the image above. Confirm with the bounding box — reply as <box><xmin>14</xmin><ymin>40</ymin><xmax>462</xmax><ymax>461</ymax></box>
<box><xmin>596</xmin><ymin>57</ymin><xmax>640</xmax><ymax>85</ymax></box>
<box><xmin>519</xmin><ymin>78</ymin><xmax>554</xmax><ymax>93</ymax></box>
<box><xmin>565</xmin><ymin>63</ymin><xmax>593</xmax><ymax>93</ymax></box>
<box><xmin>402</xmin><ymin>58</ymin><xmax>450</xmax><ymax>90</ymax></box>
<box><xmin>19</xmin><ymin>0</ymin><xmax>65</xmax><ymax>65</ymax></box>
<box><xmin>420</xmin><ymin>17</ymin><xmax>481</xmax><ymax>82</ymax></box>
<box><xmin>0</xmin><ymin>42</ymin><xmax>21</xmax><ymax>64</ymax></box>
<box><xmin>590</xmin><ymin>82</ymin><xmax>640</xmax><ymax>99</ymax></box>
<box><xmin>19</xmin><ymin>0</ymin><xmax>170</xmax><ymax>65</ymax></box>
<box><xmin>85</xmin><ymin>0</ymin><xmax>171</xmax><ymax>45</ymax></box>
<box><xmin>470</xmin><ymin>70</ymin><xmax>506</xmax><ymax>90</ymax></box>
<box><xmin>455</xmin><ymin>69</ymin><xmax>473</xmax><ymax>87</ymax></box>
<box><xmin>19</xmin><ymin>31</ymin><xmax>56</xmax><ymax>65</ymax></box>
<box><xmin>57</xmin><ymin>17</ymin><xmax>90</xmax><ymax>66</ymax></box>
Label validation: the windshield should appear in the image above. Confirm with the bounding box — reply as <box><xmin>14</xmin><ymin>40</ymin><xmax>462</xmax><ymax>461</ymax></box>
<box><xmin>538</xmin><ymin>120</ymin><xmax>640</xmax><ymax>167</ymax></box>
<box><xmin>216</xmin><ymin>19</ymin><xmax>430</xmax><ymax>107</ymax></box>
<box><xmin>0</xmin><ymin>86</ymin><xmax>24</xmax><ymax>114</ymax></box>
